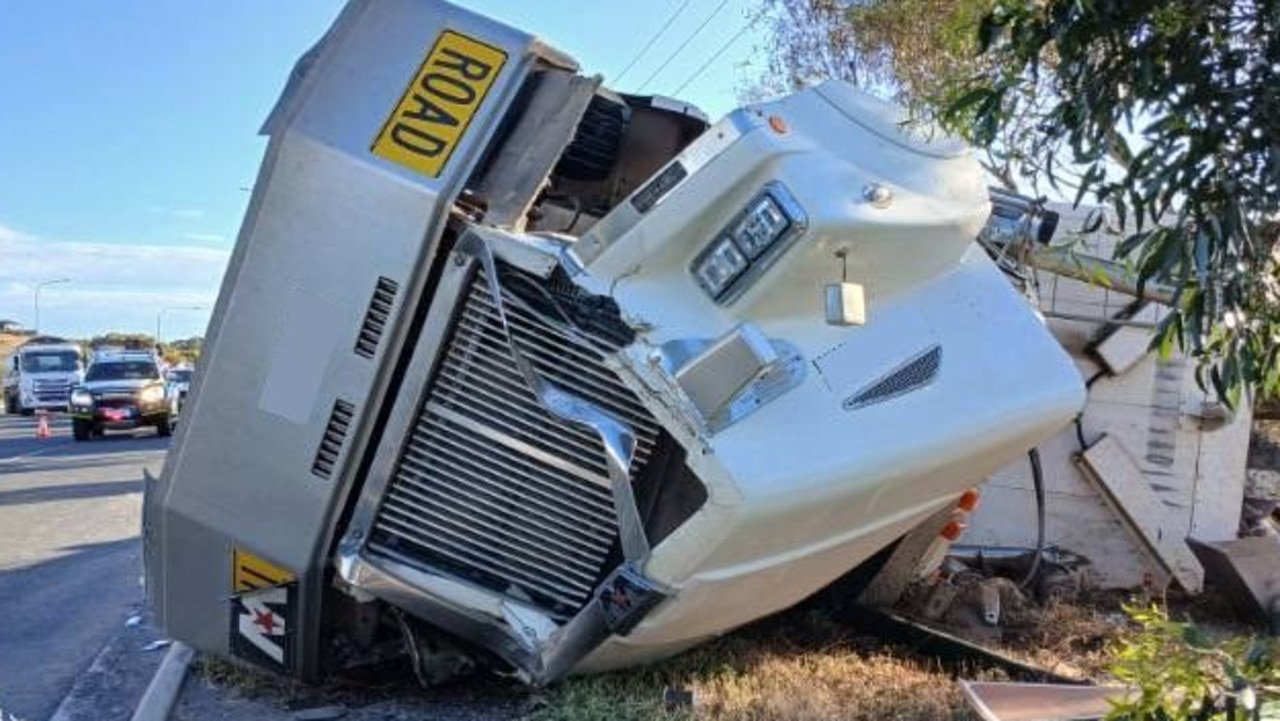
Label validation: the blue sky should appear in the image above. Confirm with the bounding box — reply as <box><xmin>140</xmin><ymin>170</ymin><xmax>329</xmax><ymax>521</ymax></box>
<box><xmin>0</xmin><ymin>0</ymin><xmax>769</xmax><ymax>339</ymax></box>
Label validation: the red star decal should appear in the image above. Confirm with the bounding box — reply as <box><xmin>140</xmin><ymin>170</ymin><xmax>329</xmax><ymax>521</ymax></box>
<box><xmin>253</xmin><ymin>609</ymin><xmax>278</xmax><ymax>634</ymax></box>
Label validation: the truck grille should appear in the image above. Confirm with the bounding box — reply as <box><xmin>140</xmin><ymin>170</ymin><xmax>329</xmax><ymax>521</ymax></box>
<box><xmin>368</xmin><ymin>269</ymin><xmax>661</xmax><ymax>616</ymax></box>
<box><xmin>33</xmin><ymin>379</ymin><xmax>72</xmax><ymax>402</ymax></box>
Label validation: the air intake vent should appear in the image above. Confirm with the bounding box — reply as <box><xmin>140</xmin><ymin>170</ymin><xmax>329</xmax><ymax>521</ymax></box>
<box><xmin>843</xmin><ymin>345</ymin><xmax>942</xmax><ymax>411</ymax></box>
<box><xmin>312</xmin><ymin>399</ymin><xmax>355</xmax><ymax>479</ymax></box>
<box><xmin>354</xmin><ymin>277</ymin><xmax>399</xmax><ymax>359</ymax></box>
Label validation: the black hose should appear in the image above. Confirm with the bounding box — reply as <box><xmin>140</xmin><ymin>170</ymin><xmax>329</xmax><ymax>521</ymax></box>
<box><xmin>1073</xmin><ymin>370</ymin><xmax>1108</xmax><ymax>452</ymax></box>
<box><xmin>1019</xmin><ymin>448</ymin><xmax>1046</xmax><ymax>590</ymax></box>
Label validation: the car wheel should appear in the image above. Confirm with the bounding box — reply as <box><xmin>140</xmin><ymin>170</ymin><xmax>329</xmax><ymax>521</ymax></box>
<box><xmin>72</xmin><ymin>419</ymin><xmax>92</xmax><ymax>442</ymax></box>
<box><xmin>156</xmin><ymin>415</ymin><xmax>173</xmax><ymax>438</ymax></box>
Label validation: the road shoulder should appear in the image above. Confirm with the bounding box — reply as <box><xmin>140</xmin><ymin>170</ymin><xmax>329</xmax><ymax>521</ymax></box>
<box><xmin>47</xmin><ymin>617</ymin><xmax>167</xmax><ymax>721</ymax></box>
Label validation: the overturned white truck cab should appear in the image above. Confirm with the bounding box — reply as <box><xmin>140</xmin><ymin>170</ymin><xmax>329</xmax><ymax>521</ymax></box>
<box><xmin>144</xmin><ymin>0</ymin><xmax>1083</xmax><ymax>684</ymax></box>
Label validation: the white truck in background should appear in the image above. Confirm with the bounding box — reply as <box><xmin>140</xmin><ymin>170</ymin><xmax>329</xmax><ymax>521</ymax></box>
<box><xmin>3</xmin><ymin>337</ymin><xmax>84</xmax><ymax>415</ymax></box>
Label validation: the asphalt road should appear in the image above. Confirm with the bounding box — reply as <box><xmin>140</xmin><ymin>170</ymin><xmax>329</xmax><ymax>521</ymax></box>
<box><xmin>0</xmin><ymin>413</ymin><xmax>167</xmax><ymax>721</ymax></box>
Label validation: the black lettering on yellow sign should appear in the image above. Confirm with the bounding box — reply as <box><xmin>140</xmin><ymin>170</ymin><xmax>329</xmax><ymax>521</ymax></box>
<box><xmin>372</xmin><ymin>31</ymin><xmax>507</xmax><ymax>177</ymax></box>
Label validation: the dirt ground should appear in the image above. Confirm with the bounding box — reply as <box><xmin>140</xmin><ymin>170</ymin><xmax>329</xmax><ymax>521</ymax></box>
<box><xmin>180</xmin><ymin>587</ymin><xmax>1253</xmax><ymax>721</ymax></box>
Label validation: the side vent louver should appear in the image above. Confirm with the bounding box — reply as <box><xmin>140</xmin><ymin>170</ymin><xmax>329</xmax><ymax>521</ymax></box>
<box><xmin>312</xmin><ymin>399</ymin><xmax>355</xmax><ymax>479</ymax></box>
<box><xmin>354</xmin><ymin>277</ymin><xmax>399</xmax><ymax>359</ymax></box>
<box><xmin>843</xmin><ymin>345</ymin><xmax>942</xmax><ymax>411</ymax></box>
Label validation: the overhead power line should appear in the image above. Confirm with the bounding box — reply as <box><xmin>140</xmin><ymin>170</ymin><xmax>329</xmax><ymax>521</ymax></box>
<box><xmin>613</xmin><ymin>0</ymin><xmax>696</xmax><ymax>84</ymax></box>
<box><xmin>669</xmin><ymin>7</ymin><xmax>770</xmax><ymax>96</ymax></box>
<box><xmin>636</xmin><ymin>0</ymin><xmax>733</xmax><ymax>93</ymax></box>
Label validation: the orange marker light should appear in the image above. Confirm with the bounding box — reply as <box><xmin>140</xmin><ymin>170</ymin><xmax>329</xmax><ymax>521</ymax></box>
<box><xmin>957</xmin><ymin>489</ymin><xmax>981</xmax><ymax>512</ymax></box>
<box><xmin>940</xmin><ymin>520</ymin><xmax>966</xmax><ymax>542</ymax></box>
<box><xmin>768</xmin><ymin>115</ymin><xmax>789</xmax><ymax>134</ymax></box>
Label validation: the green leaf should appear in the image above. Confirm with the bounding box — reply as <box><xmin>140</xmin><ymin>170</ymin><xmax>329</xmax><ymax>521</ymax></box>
<box><xmin>978</xmin><ymin>12</ymin><xmax>1000</xmax><ymax>53</ymax></box>
<box><xmin>1084</xmin><ymin>208</ymin><xmax>1106</xmax><ymax>233</ymax></box>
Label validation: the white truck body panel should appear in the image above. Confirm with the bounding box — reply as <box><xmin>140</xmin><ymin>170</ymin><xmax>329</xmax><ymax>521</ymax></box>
<box><xmin>146</xmin><ymin>0</ymin><xmax>1083</xmax><ymax>685</ymax></box>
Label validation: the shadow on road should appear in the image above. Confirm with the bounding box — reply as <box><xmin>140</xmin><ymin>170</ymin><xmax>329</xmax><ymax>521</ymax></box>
<box><xmin>0</xmin><ymin>479</ymin><xmax>144</xmax><ymax>506</ymax></box>
<box><xmin>0</xmin><ymin>537</ymin><xmax>144</xmax><ymax>721</ymax></box>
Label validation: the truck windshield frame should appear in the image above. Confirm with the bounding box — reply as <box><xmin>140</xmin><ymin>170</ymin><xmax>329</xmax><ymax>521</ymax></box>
<box><xmin>21</xmin><ymin>351</ymin><xmax>81</xmax><ymax>373</ymax></box>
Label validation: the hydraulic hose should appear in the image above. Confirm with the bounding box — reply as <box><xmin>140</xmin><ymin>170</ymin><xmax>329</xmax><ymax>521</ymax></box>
<box><xmin>1019</xmin><ymin>448</ymin><xmax>1046</xmax><ymax>590</ymax></box>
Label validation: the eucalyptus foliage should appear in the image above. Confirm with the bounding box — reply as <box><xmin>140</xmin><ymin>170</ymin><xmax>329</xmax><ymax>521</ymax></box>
<box><xmin>753</xmin><ymin>0</ymin><xmax>1043</xmax><ymax>188</ymax></box>
<box><xmin>946</xmin><ymin>0</ymin><xmax>1280</xmax><ymax>405</ymax></box>
<box><xmin>1109</xmin><ymin>605</ymin><xmax>1280</xmax><ymax>721</ymax></box>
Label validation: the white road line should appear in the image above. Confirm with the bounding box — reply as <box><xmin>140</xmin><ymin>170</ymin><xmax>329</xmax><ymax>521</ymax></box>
<box><xmin>0</xmin><ymin>448</ymin><xmax>50</xmax><ymax>465</ymax></box>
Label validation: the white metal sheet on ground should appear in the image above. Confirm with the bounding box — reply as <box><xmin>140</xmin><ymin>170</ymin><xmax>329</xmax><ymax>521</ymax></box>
<box><xmin>960</xmin><ymin>681</ymin><xmax>1131</xmax><ymax>721</ymax></box>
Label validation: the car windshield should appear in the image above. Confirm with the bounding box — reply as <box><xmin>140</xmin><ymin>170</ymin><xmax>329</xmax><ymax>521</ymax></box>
<box><xmin>167</xmin><ymin>370</ymin><xmax>193</xmax><ymax>382</ymax></box>
<box><xmin>20</xmin><ymin>350</ymin><xmax>80</xmax><ymax>373</ymax></box>
<box><xmin>85</xmin><ymin>361</ymin><xmax>159</xmax><ymax>382</ymax></box>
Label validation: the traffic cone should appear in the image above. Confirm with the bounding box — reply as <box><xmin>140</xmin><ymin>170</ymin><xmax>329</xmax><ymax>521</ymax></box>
<box><xmin>36</xmin><ymin>410</ymin><xmax>50</xmax><ymax>439</ymax></box>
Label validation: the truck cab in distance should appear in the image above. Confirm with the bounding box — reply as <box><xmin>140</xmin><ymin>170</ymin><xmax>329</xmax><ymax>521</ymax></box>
<box><xmin>3</xmin><ymin>337</ymin><xmax>84</xmax><ymax>415</ymax></box>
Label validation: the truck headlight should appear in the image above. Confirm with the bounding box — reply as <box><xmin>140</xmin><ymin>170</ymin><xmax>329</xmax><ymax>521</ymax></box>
<box><xmin>693</xmin><ymin>238</ymin><xmax>749</xmax><ymax>297</ymax></box>
<box><xmin>139</xmin><ymin>385</ymin><xmax>165</xmax><ymax>404</ymax></box>
<box><xmin>71</xmin><ymin>389</ymin><xmax>92</xmax><ymax>406</ymax></box>
<box><xmin>690</xmin><ymin>182</ymin><xmax>807</xmax><ymax>302</ymax></box>
<box><xmin>731</xmin><ymin>195</ymin><xmax>790</xmax><ymax>258</ymax></box>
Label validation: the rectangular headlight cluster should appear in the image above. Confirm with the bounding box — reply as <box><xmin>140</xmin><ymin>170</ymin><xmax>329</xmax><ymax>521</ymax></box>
<box><xmin>691</xmin><ymin>182</ymin><xmax>806</xmax><ymax>302</ymax></box>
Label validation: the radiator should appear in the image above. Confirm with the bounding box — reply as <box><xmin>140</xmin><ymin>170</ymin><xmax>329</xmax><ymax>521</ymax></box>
<box><xmin>368</xmin><ymin>269</ymin><xmax>661</xmax><ymax>616</ymax></box>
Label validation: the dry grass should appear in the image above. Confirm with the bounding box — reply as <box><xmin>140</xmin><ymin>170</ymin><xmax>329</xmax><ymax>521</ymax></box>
<box><xmin>192</xmin><ymin>587</ymin><xmax>1254</xmax><ymax>721</ymax></box>
<box><xmin>530</xmin><ymin>610</ymin><xmax>991</xmax><ymax>721</ymax></box>
<box><xmin>998</xmin><ymin>596</ymin><xmax>1128</xmax><ymax>680</ymax></box>
<box><xmin>531</xmin><ymin>585</ymin><xmax>1264</xmax><ymax>721</ymax></box>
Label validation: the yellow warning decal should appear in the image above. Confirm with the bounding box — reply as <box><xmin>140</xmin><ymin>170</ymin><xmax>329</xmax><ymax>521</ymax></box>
<box><xmin>370</xmin><ymin>30</ymin><xmax>507</xmax><ymax>178</ymax></box>
<box><xmin>233</xmin><ymin>548</ymin><xmax>295</xmax><ymax>593</ymax></box>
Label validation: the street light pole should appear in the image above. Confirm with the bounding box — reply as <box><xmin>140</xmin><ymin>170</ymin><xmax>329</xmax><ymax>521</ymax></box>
<box><xmin>156</xmin><ymin>306</ymin><xmax>206</xmax><ymax>347</ymax></box>
<box><xmin>33</xmin><ymin>278</ymin><xmax>71</xmax><ymax>333</ymax></box>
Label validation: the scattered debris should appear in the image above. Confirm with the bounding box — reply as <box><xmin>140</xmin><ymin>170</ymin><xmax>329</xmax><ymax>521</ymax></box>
<box><xmin>141</xmin><ymin>639</ymin><xmax>171</xmax><ymax>653</ymax></box>
<box><xmin>1241</xmin><ymin>469</ymin><xmax>1280</xmax><ymax>534</ymax></box>
<box><xmin>1189</xmin><ymin>536</ymin><xmax>1280</xmax><ymax>631</ymax></box>
<box><xmin>981</xmin><ymin>580</ymin><xmax>1003</xmax><ymax>626</ymax></box>
<box><xmin>959</xmin><ymin>681</ymin><xmax>1131</xmax><ymax>721</ymax></box>
<box><xmin>125</xmin><ymin>615</ymin><xmax>143</xmax><ymax>628</ymax></box>
<box><xmin>845</xmin><ymin>605</ymin><xmax>1080</xmax><ymax>683</ymax></box>
<box><xmin>662</xmin><ymin>686</ymin><xmax>696</xmax><ymax>712</ymax></box>
<box><xmin>919</xmin><ymin>578</ymin><xmax>961</xmax><ymax>621</ymax></box>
